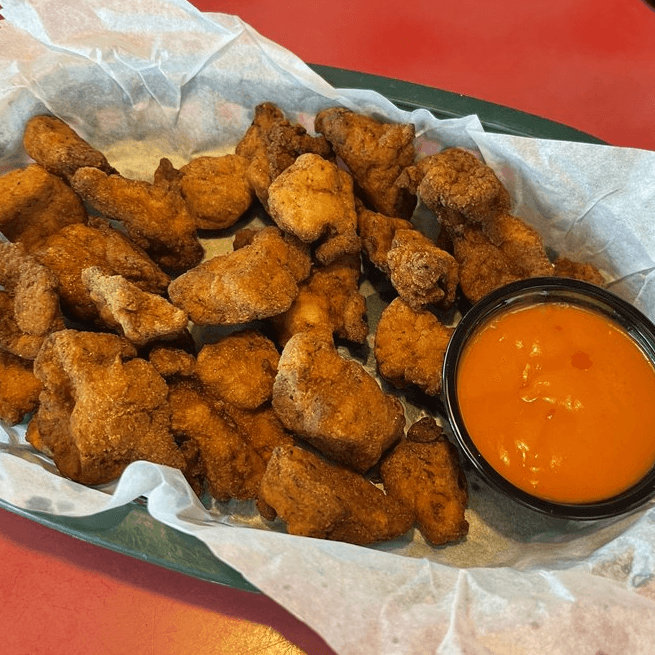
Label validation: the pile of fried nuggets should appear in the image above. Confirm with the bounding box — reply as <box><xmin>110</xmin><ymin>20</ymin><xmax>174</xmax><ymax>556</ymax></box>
<box><xmin>0</xmin><ymin>104</ymin><xmax>604</xmax><ymax>548</ymax></box>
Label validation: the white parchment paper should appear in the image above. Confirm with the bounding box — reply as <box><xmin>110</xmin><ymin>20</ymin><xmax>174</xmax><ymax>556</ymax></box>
<box><xmin>2</xmin><ymin>1</ymin><xmax>655</xmax><ymax>653</ymax></box>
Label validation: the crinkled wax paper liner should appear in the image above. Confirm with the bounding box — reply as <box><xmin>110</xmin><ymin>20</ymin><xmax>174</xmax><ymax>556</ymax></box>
<box><xmin>2</xmin><ymin>1</ymin><xmax>655</xmax><ymax>653</ymax></box>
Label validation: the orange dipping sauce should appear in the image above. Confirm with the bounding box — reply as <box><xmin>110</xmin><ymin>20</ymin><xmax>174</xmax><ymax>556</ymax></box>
<box><xmin>457</xmin><ymin>302</ymin><xmax>655</xmax><ymax>504</ymax></box>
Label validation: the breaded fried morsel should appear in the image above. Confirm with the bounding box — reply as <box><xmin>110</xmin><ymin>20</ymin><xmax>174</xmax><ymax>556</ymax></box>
<box><xmin>33</xmin><ymin>219</ymin><xmax>170</xmax><ymax>323</ymax></box>
<box><xmin>0</xmin><ymin>164</ymin><xmax>87</xmax><ymax>252</ymax></box>
<box><xmin>168</xmin><ymin>226</ymin><xmax>311</xmax><ymax>325</ymax></box>
<box><xmin>23</xmin><ymin>115</ymin><xmax>117</xmax><ymax>181</ymax></box>
<box><xmin>272</xmin><ymin>329</ymin><xmax>405</xmax><ymax>473</ymax></box>
<box><xmin>399</xmin><ymin>148</ymin><xmax>511</xmax><ymax>228</ymax></box>
<box><xmin>0</xmin><ymin>242</ymin><xmax>64</xmax><ymax>359</ymax></box>
<box><xmin>236</xmin><ymin>102</ymin><xmax>333</xmax><ymax>207</ymax></box>
<box><xmin>70</xmin><ymin>166</ymin><xmax>203</xmax><ymax>271</ymax></box>
<box><xmin>195</xmin><ymin>329</ymin><xmax>280</xmax><ymax>411</ymax></box>
<box><xmin>453</xmin><ymin>213</ymin><xmax>554</xmax><ymax>303</ymax></box>
<box><xmin>173</xmin><ymin>155</ymin><xmax>255</xmax><ymax>230</ymax></box>
<box><xmin>270</xmin><ymin>254</ymin><xmax>368</xmax><ymax>346</ymax></box>
<box><xmin>258</xmin><ymin>444</ymin><xmax>414</xmax><ymax>545</ymax></box>
<box><xmin>386</xmin><ymin>229</ymin><xmax>459</xmax><ymax>310</ymax></box>
<box><xmin>315</xmin><ymin>107</ymin><xmax>417</xmax><ymax>219</ymax></box>
<box><xmin>374</xmin><ymin>298</ymin><xmax>453</xmax><ymax>396</ymax></box>
<box><xmin>81</xmin><ymin>267</ymin><xmax>188</xmax><ymax>346</ymax></box>
<box><xmin>356</xmin><ymin>203</ymin><xmax>414</xmax><ymax>274</ymax></box>
<box><xmin>0</xmin><ymin>350</ymin><xmax>42</xmax><ymax>425</ymax></box>
<box><xmin>30</xmin><ymin>330</ymin><xmax>185</xmax><ymax>485</ymax></box>
<box><xmin>380</xmin><ymin>417</ymin><xmax>469</xmax><ymax>546</ymax></box>
<box><xmin>553</xmin><ymin>256</ymin><xmax>605</xmax><ymax>286</ymax></box>
<box><xmin>267</xmin><ymin>153</ymin><xmax>360</xmax><ymax>265</ymax></box>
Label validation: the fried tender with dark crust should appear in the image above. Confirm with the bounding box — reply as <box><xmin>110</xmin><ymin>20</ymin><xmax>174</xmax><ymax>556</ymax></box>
<box><xmin>23</xmin><ymin>115</ymin><xmax>117</xmax><ymax>181</ymax></box>
<box><xmin>168</xmin><ymin>226</ymin><xmax>311</xmax><ymax>325</ymax></box>
<box><xmin>0</xmin><ymin>242</ymin><xmax>64</xmax><ymax>359</ymax></box>
<box><xmin>30</xmin><ymin>330</ymin><xmax>185</xmax><ymax>485</ymax></box>
<box><xmin>195</xmin><ymin>329</ymin><xmax>280</xmax><ymax>410</ymax></box>
<box><xmin>380</xmin><ymin>417</ymin><xmax>469</xmax><ymax>546</ymax></box>
<box><xmin>0</xmin><ymin>350</ymin><xmax>42</xmax><ymax>425</ymax></box>
<box><xmin>267</xmin><ymin>153</ymin><xmax>360</xmax><ymax>265</ymax></box>
<box><xmin>70</xmin><ymin>167</ymin><xmax>203</xmax><ymax>271</ymax></box>
<box><xmin>272</xmin><ymin>329</ymin><xmax>405</xmax><ymax>473</ymax></box>
<box><xmin>270</xmin><ymin>254</ymin><xmax>368</xmax><ymax>346</ymax></box>
<box><xmin>399</xmin><ymin>148</ymin><xmax>511</xmax><ymax>228</ymax></box>
<box><xmin>314</xmin><ymin>107</ymin><xmax>416</xmax><ymax>219</ymax></box>
<box><xmin>81</xmin><ymin>267</ymin><xmax>188</xmax><ymax>346</ymax></box>
<box><xmin>453</xmin><ymin>213</ymin><xmax>554</xmax><ymax>303</ymax></box>
<box><xmin>553</xmin><ymin>256</ymin><xmax>605</xmax><ymax>286</ymax></box>
<box><xmin>356</xmin><ymin>203</ymin><xmax>414</xmax><ymax>274</ymax></box>
<box><xmin>257</xmin><ymin>444</ymin><xmax>413</xmax><ymax>545</ymax></box>
<box><xmin>236</xmin><ymin>102</ymin><xmax>333</xmax><ymax>207</ymax></box>
<box><xmin>0</xmin><ymin>164</ymin><xmax>87</xmax><ymax>252</ymax></box>
<box><xmin>374</xmin><ymin>298</ymin><xmax>453</xmax><ymax>396</ymax></box>
<box><xmin>386</xmin><ymin>229</ymin><xmax>459</xmax><ymax>310</ymax></box>
<box><xmin>32</xmin><ymin>219</ymin><xmax>170</xmax><ymax>323</ymax></box>
<box><xmin>172</xmin><ymin>155</ymin><xmax>255</xmax><ymax>230</ymax></box>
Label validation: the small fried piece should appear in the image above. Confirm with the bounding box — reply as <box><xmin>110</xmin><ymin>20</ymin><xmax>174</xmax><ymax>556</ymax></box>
<box><xmin>374</xmin><ymin>298</ymin><xmax>453</xmax><ymax>396</ymax></box>
<box><xmin>0</xmin><ymin>350</ymin><xmax>42</xmax><ymax>425</ymax></box>
<box><xmin>31</xmin><ymin>329</ymin><xmax>185</xmax><ymax>485</ymax></box>
<box><xmin>236</xmin><ymin>102</ymin><xmax>333</xmax><ymax>206</ymax></box>
<box><xmin>81</xmin><ymin>267</ymin><xmax>188</xmax><ymax>346</ymax></box>
<box><xmin>33</xmin><ymin>220</ymin><xmax>170</xmax><ymax>323</ymax></box>
<box><xmin>272</xmin><ymin>329</ymin><xmax>405</xmax><ymax>473</ymax></box>
<box><xmin>0</xmin><ymin>242</ymin><xmax>64</xmax><ymax>359</ymax></box>
<box><xmin>168</xmin><ymin>226</ymin><xmax>311</xmax><ymax>325</ymax></box>
<box><xmin>23</xmin><ymin>115</ymin><xmax>117</xmax><ymax>181</ymax></box>
<box><xmin>173</xmin><ymin>155</ymin><xmax>255</xmax><ymax>230</ymax></box>
<box><xmin>195</xmin><ymin>329</ymin><xmax>280</xmax><ymax>410</ymax></box>
<box><xmin>356</xmin><ymin>203</ymin><xmax>414</xmax><ymax>274</ymax></box>
<box><xmin>400</xmin><ymin>148</ymin><xmax>511</xmax><ymax>228</ymax></box>
<box><xmin>270</xmin><ymin>254</ymin><xmax>368</xmax><ymax>346</ymax></box>
<box><xmin>453</xmin><ymin>213</ymin><xmax>554</xmax><ymax>303</ymax></box>
<box><xmin>553</xmin><ymin>256</ymin><xmax>605</xmax><ymax>286</ymax></box>
<box><xmin>380</xmin><ymin>417</ymin><xmax>469</xmax><ymax>546</ymax></box>
<box><xmin>0</xmin><ymin>164</ymin><xmax>87</xmax><ymax>252</ymax></box>
<box><xmin>257</xmin><ymin>444</ymin><xmax>414</xmax><ymax>545</ymax></box>
<box><xmin>148</xmin><ymin>345</ymin><xmax>197</xmax><ymax>379</ymax></box>
<box><xmin>267</xmin><ymin>153</ymin><xmax>360</xmax><ymax>265</ymax></box>
<box><xmin>314</xmin><ymin>107</ymin><xmax>416</xmax><ymax>219</ymax></box>
<box><xmin>386</xmin><ymin>229</ymin><xmax>459</xmax><ymax>310</ymax></box>
<box><xmin>70</xmin><ymin>166</ymin><xmax>203</xmax><ymax>271</ymax></box>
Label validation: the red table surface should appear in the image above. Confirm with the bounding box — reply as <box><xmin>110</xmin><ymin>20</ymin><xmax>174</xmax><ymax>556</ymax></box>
<box><xmin>2</xmin><ymin>1</ymin><xmax>654</xmax><ymax>654</ymax></box>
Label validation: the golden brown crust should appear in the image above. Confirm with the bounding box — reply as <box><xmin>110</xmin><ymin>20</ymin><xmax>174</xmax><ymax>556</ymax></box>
<box><xmin>553</xmin><ymin>256</ymin><xmax>605</xmax><ymax>286</ymax></box>
<box><xmin>0</xmin><ymin>350</ymin><xmax>42</xmax><ymax>425</ymax></box>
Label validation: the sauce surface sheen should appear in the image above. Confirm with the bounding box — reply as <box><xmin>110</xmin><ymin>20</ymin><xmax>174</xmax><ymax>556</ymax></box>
<box><xmin>457</xmin><ymin>302</ymin><xmax>655</xmax><ymax>503</ymax></box>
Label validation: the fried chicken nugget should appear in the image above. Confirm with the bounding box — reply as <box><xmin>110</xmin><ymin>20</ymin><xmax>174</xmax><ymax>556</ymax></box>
<box><xmin>356</xmin><ymin>203</ymin><xmax>414</xmax><ymax>274</ymax></box>
<box><xmin>553</xmin><ymin>256</ymin><xmax>605</xmax><ymax>286</ymax></box>
<box><xmin>272</xmin><ymin>328</ymin><xmax>405</xmax><ymax>473</ymax></box>
<box><xmin>0</xmin><ymin>350</ymin><xmax>42</xmax><ymax>425</ymax></box>
<box><xmin>235</xmin><ymin>102</ymin><xmax>333</xmax><ymax>207</ymax></box>
<box><xmin>453</xmin><ymin>213</ymin><xmax>554</xmax><ymax>303</ymax></box>
<box><xmin>70</xmin><ymin>166</ymin><xmax>203</xmax><ymax>271</ymax></box>
<box><xmin>33</xmin><ymin>219</ymin><xmax>170</xmax><ymax>323</ymax></box>
<box><xmin>399</xmin><ymin>148</ymin><xmax>511</xmax><ymax>228</ymax></box>
<box><xmin>0</xmin><ymin>164</ymin><xmax>87</xmax><ymax>252</ymax></box>
<box><xmin>30</xmin><ymin>329</ymin><xmax>185</xmax><ymax>485</ymax></box>
<box><xmin>269</xmin><ymin>254</ymin><xmax>368</xmax><ymax>346</ymax></box>
<box><xmin>195</xmin><ymin>329</ymin><xmax>280</xmax><ymax>410</ymax></box>
<box><xmin>266</xmin><ymin>153</ymin><xmax>360</xmax><ymax>265</ymax></box>
<box><xmin>257</xmin><ymin>444</ymin><xmax>414</xmax><ymax>545</ymax></box>
<box><xmin>22</xmin><ymin>115</ymin><xmax>118</xmax><ymax>181</ymax></box>
<box><xmin>81</xmin><ymin>267</ymin><xmax>188</xmax><ymax>346</ymax></box>
<box><xmin>380</xmin><ymin>417</ymin><xmax>469</xmax><ymax>546</ymax></box>
<box><xmin>170</xmin><ymin>155</ymin><xmax>255</xmax><ymax>230</ymax></box>
<box><xmin>314</xmin><ymin>107</ymin><xmax>417</xmax><ymax>219</ymax></box>
<box><xmin>374</xmin><ymin>298</ymin><xmax>453</xmax><ymax>396</ymax></box>
<box><xmin>0</xmin><ymin>242</ymin><xmax>64</xmax><ymax>359</ymax></box>
<box><xmin>386</xmin><ymin>228</ymin><xmax>459</xmax><ymax>310</ymax></box>
<box><xmin>168</xmin><ymin>226</ymin><xmax>311</xmax><ymax>325</ymax></box>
